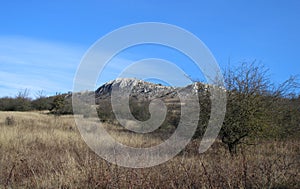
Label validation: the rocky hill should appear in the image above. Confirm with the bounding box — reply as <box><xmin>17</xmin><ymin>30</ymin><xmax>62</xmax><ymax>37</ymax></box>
<box><xmin>92</xmin><ymin>78</ymin><xmax>213</xmax><ymax>133</ymax></box>
<box><xmin>95</xmin><ymin>78</ymin><xmax>210</xmax><ymax>100</ymax></box>
<box><xmin>95</xmin><ymin>78</ymin><xmax>176</xmax><ymax>99</ymax></box>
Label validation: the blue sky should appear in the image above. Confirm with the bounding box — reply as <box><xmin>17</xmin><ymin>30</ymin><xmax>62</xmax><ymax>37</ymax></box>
<box><xmin>0</xmin><ymin>0</ymin><xmax>299</xmax><ymax>97</ymax></box>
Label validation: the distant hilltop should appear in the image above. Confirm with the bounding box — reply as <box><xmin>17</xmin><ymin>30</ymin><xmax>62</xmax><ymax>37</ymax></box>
<box><xmin>94</xmin><ymin>78</ymin><xmax>213</xmax><ymax>100</ymax></box>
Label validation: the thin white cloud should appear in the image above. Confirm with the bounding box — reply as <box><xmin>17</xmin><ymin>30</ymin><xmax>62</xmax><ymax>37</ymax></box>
<box><xmin>0</xmin><ymin>36</ymin><xmax>142</xmax><ymax>97</ymax></box>
<box><xmin>0</xmin><ymin>36</ymin><xmax>196</xmax><ymax>98</ymax></box>
<box><xmin>0</xmin><ymin>36</ymin><xmax>85</xmax><ymax>97</ymax></box>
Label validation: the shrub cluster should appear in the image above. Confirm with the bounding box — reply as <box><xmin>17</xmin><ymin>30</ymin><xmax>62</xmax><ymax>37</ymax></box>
<box><xmin>0</xmin><ymin>92</ymin><xmax>73</xmax><ymax>115</ymax></box>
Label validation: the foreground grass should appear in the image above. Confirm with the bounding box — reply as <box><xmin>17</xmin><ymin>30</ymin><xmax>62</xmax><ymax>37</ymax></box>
<box><xmin>0</xmin><ymin>112</ymin><xmax>299</xmax><ymax>188</ymax></box>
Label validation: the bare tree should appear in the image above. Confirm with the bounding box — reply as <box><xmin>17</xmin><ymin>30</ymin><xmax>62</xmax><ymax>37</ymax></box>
<box><xmin>16</xmin><ymin>88</ymin><xmax>30</xmax><ymax>99</ymax></box>
<box><xmin>14</xmin><ymin>89</ymin><xmax>32</xmax><ymax>111</ymax></box>
<box><xmin>221</xmin><ymin>62</ymin><xmax>299</xmax><ymax>155</ymax></box>
<box><xmin>35</xmin><ymin>90</ymin><xmax>46</xmax><ymax>99</ymax></box>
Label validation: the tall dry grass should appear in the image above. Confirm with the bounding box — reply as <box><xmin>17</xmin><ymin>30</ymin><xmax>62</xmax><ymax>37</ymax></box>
<box><xmin>0</xmin><ymin>111</ymin><xmax>299</xmax><ymax>188</ymax></box>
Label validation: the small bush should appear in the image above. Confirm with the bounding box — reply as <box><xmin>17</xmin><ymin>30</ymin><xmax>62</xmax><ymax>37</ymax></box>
<box><xmin>5</xmin><ymin>116</ymin><xmax>15</xmax><ymax>126</ymax></box>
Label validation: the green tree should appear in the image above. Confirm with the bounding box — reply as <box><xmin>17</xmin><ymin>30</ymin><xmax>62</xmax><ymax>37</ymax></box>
<box><xmin>51</xmin><ymin>94</ymin><xmax>73</xmax><ymax>115</ymax></box>
<box><xmin>52</xmin><ymin>95</ymin><xmax>64</xmax><ymax>115</ymax></box>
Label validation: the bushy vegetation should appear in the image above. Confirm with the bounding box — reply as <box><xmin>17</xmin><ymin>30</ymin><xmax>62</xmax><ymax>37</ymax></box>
<box><xmin>0</xmin><ymin>91</ymin><xmax>73</xmax><ymax>115</ymax></box>
<box><xmin>0</xmin><ymin>90</ymin><xmax>32</xmax><ymax>111</ymax></box>
<box><xmin>221</xmin><ymin>63</ymin><xmax>299</xmax><ymax>154</ymax></box>
<box><xmin>50</xmin><ymin>94</ymin><xmax>73</xmax><ymax>115</ymax></box>
<box><xmin>96</xmin><ymin>96</ymin><xmax>181</xmax><ymax>137</ymax></box>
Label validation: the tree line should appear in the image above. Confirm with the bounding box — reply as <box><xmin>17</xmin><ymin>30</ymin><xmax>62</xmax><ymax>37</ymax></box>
<box><xmin>0</xmin><ymin>90</ymin><xmax>73</xmax><ymax>115</ymax></box>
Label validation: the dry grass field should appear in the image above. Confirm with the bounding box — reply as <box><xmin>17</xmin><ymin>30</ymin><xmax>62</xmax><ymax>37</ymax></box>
<box><xmin>0</xmin><ymin>111</ymin><xmax>299</xmax><ymax>188</ymax></box>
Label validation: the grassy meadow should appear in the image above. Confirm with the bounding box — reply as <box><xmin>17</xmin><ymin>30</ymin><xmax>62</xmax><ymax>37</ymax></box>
<box><xmin>0</xmin><ymin>111</ymin><xmax>299</xmax><ymax>188</ymax></box>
